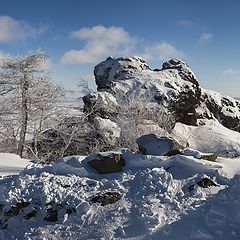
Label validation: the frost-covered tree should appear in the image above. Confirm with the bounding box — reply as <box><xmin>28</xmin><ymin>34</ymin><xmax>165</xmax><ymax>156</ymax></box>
<box><xmin>114</xmin><ymin>97</ymin><xmax>176</xmax><ymax>150</ymax></box>
<box><xmin>0</xmin><ymin>51</ymin><xmax>65</xmax><ymax>157</ymax></box>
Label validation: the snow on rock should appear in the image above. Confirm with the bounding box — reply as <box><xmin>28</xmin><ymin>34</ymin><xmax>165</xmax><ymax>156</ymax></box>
<box><xmin>0</xmin><ymin>153</ymin><xmax>31</xmax><ymax>176</ymax></box>
<box><xmin>94</xmin><ymin>56</ymin><xmax>151</xmax><ymax>90</ymax></box>
<box><xmin>87</xmin><ymin>56</ymin><xmax>240</xmax><ymax>132</ymax></box>
<box><xmin>172</xmin><ymin>119</ymin><xmax>240</xmax><ymax>157</ymax></box>
<box><xmin>200</xmin><ymin>88</ymin><xmax>240</xmax><ymax>132</ymax></box>
<box><xmin>94</xmin><ymin>116</ymin><xmax>121</xmax><ymax>145</ymax></box>
<box><xmin>83</xmin><ymin>91</ymin><xmax>118</xmax><ymax>116</ymax></box>
<box><xmin>136</xmin><ymin>134</ymin><xmax>183</xmax><ymax>156</ymax></box>
<box><xmin>92</xmin><ymin>56</ymin><xmax>202</xmax><ymax>126</ymax></box>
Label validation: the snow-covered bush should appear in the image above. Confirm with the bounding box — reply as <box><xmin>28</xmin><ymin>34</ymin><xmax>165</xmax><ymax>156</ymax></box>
<box><xmin>113</xmin><ymin>97</ymin><xmax>176</xmax><ymax>151</ymax></box>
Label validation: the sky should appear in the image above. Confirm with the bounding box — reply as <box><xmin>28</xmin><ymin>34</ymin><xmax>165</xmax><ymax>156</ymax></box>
<box><xmin>0</xmin><ymin>0</ymin><xmax>240</xmax><ymax>97</ymax></box>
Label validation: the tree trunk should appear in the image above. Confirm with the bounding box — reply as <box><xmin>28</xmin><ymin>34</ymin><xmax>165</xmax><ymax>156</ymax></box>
<box><xmin>18</xmin><ymin>75</ymin><xmax>29</xmax><ymax>157</ymax></box>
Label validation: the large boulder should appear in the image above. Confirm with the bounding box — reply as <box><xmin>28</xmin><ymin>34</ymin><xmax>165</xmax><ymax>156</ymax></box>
<box><xmin>92</xmin><ymin>57</ymin><xmax>202</xmax><ymax>126</ymax></box>
<box><xmin>136</xmin><ymin>134</ymin><xmax>184</xmax><ymax>156</ymax></box>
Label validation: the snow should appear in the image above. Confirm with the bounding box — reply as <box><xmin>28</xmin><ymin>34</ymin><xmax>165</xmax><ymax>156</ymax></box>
<box><xmin>0</xmin><ymin>153</ymin><xmax>31</xmax><ymax>176</ymax></box>
<box><xmin>0</xmin><ymin>148</ymin><xmax>240</xmax><ymax>239</ymax></box>
<box><xmin>172</xmin><ymin>119</ymin><xmax>240</xmax><ymax>157</ymax></box>
<box><xmin>0</xmin><ymin>56</ymin><xmax>240</xmax><ymax>239</ymax></box>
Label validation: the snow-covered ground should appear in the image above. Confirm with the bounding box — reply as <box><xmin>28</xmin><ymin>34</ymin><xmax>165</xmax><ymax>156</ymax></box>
<box><xmin>0</xmin><ymin>153</ymin><xmax>31</xmax><ymax>177</ymax></box>
<box><xmin>0</xmin><ymin>148</ymin><xmax>240</xmax><ymax>239</ymax></box>
<box><xmin>172</xmin><ymin>119</ymin><xmax>240</xmax><ymax>157</ymax></box>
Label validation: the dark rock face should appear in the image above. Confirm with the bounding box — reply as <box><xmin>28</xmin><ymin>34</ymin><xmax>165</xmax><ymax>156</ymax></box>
<box><xmin>3</xmin><ymin>201</ymin><xmax>30</xmax><ymax>217</ymax></box>
<box><xmin>91</xmin><ymin>192</ymin><xmax>122</xmax><ymax>206</ymax></box>
<box><xmin>161</xmin><ymin>59</ymin><xmax>202</xmax><ymax>126</ymax></box>
<box><xmin>136</xmin><ymin>134</ymin><xmax>184</xmax><ymax>156</ymax></box>
<box><xmin>201</xmin><ymin>92</ymin><xmax>240</xmax><ymax>132</ymax></box>
<box><xmin>170</xmin><ymin>88</ymin><xmax>201</xmax><ymax>126</ymax></box>
<box><xmin>24</xmin><ymin>209</ymin><xmax>37</xmax><ymax>220</ymax></box>
<box><xmin>88</xmin><ymin>153</ymin><xmax>125</xmax><ymax>174</ymax></box>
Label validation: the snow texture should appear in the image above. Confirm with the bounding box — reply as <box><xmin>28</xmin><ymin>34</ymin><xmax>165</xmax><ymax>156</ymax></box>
<box><xmin>0</xmin><ymin>147</ymin><xmax>240</xmax><ymax>239</ymax></box>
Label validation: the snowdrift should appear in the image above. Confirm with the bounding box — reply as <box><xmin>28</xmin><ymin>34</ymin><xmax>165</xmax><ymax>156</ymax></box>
<box><xmin>0</xmin><ymin>149</ymin><xmax>240</xmax><ymax>239</ymax></box>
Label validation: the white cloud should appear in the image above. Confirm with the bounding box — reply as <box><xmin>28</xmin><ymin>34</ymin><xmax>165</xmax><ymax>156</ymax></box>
<box><xmin>0</xmin><ymin>16</ymin><xmax>47</xmax><ymax>43</ymax></box>
<box><xmin>177</xmin><ymin>20</ymin><xmax>194</xmax><ymax>27</ymax></box>
<box><xmin>223</xmin><ymin>68</ymin><xmax>239</xmax><ymax>75</ymax></box>
<box><xmin>199</xmin><ymin>33</ymin><xmax>213</xmax><ymax>44</ymax></box>
<box><xmin>142</xmin><ymin>42</ymin><xmax>186</xmax><ymax>62</ymax></box>
<box><xmin>61</xmin><ymin>25</ymin><xmax>135</xmax><ymax>65</ymax></box>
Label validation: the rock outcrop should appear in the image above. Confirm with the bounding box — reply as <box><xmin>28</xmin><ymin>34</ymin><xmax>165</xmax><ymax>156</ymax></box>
<box><xmin>83</xmin><ymin>56</ymin><xmax>240</xmax><ymax>149</ymax></box>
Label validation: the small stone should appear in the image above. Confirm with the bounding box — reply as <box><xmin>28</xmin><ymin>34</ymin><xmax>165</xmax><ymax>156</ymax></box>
<box><xmin>24</xmin><ymin>209</ymin><xmax>37</xmax><ymax>220</ymax></box>
<box><xmin>200</xmin><ymin>153</ymin><xmax>217</xmax><ymax>162</ymax></box>
<box><xmin>197</xmin><ymin>178</ymin><xmax>218</xmax><ymax>188</ymax></box>
<box><xmin>88</xmin><ymin>153</ymin><xmax>125</xmax><ymax>174</ymax></box>
<box><xmin>44</xmin><ymin>208</ymin><xmax>58</xmax><ymax>222</ymax></box>
<box><xmin>91</xmin><ymin>192</ymin><xmax>122</xmax><ymax>206</ymax></box>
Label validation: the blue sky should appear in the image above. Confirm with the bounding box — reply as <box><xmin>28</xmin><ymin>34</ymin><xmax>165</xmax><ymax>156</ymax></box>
<box><xmin>0</xmin><ymin>0</ymin><xmax>240</xmax><ymax>97</ymax></box>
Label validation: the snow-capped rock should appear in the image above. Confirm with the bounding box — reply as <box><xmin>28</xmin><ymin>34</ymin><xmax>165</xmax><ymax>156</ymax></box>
<box><xmin>136</xmin><ymin>134</ymin><xmax>183</xmax><ymax>156</ymax></box>
<box><xmin>94</xmin><ymin>56</ymin><xmax>151</xmax><ymax>90</ymax></box>
<box><xmin>87</xmin><ymin>56</ymin><xmax>240</xmax><ymax>131</ymax></box>
<box><xmin>200</xmin><ymin>89</ymin><xmax>240</xmax><ymax>132</ymax></box>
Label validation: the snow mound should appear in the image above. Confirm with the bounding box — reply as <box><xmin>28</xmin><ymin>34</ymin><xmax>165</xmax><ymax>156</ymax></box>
<box><xmin>1</xmin><ymin>149</ymin><xmax>240</xmax><ymax>239</ymax></box>
<box><xmin>172</xmin><ymin>119</ymin><xmax>240</xmax><ymax>157</ymax></box>
<box><xmin>150</xmin><ymin>174</ymin><xmax>240</xmax><ymax>240</ymax></box>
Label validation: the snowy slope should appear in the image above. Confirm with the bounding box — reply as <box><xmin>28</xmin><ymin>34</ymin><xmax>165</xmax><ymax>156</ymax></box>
<box><xmin>0</xmin><ymin>149</ymin><xmax>240</xmax><ymax>239</ymax></box>
<box><xmin>150</xmin><ymin>174</ymin><xmax>240</xmax><ymax>240</ymax></box>
<box><xmin>172</xmin><ymin>119</ymin><xmax>240</xmax><ymax>157</ymax></box>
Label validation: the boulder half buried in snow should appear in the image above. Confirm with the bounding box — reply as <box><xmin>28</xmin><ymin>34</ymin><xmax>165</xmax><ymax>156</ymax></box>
<box><xmin>88</xmin><ymin>153</ymin><xmax>125</xmax><ymax>174</ymax></box>
<box><xmin>136</xmin><ymin>134</ymin><xmax>184</xmax><ymax>156</ymax></box>
<box><xmin>200</xmin><ymin>153</ymin><xmax>218</xmax><ymax>162</ymax></box>
<box><xmin>91</xmin><ymin>192</ymin><xmax>122</xmax><ymax>206</ymax></box>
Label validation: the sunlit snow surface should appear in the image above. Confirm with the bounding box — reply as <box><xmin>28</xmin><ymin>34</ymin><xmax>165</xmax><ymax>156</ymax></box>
<box><xmin>0</xmin><ymin>153</ymin><xmax>31</xmax><ymax>177</ymax></box>
<box><xmin>0</xmin><ymin>147</ymin><xmax>240</xmax><ymax>239</ymax></box>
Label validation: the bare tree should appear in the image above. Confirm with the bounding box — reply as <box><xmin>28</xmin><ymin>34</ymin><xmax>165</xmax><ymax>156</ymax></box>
<box><xmin>0</xmin><ymin>51</ymin><xmax>65</xmax><ymax>157</ymax></box>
